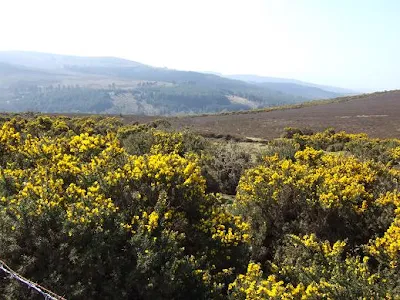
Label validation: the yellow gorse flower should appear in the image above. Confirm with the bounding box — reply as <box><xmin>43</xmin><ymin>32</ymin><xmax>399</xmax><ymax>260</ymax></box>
<box><xmin>237</xmin><ymin>147</ymin><xmax>378</xmax><ymax>212</ymax></box>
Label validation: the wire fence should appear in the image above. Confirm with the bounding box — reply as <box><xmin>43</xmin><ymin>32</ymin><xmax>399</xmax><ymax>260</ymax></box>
<box><xmin>0</xmin><ymin>259</ymin><xmax>66</xmax><ymax>300</ymax></box>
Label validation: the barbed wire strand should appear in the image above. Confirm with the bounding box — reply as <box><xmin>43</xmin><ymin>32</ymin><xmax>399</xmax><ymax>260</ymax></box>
<box><xmin>0</xmin><ymin>259</ymin><xmax>66</xmax><ymax>300</ymax></box>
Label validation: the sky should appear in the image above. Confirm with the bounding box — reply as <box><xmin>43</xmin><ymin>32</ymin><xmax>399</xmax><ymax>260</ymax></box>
<box><xmin>0</xmin><ymin>0</ymin><xmax>399</xmax><ymax>91</ymax></box>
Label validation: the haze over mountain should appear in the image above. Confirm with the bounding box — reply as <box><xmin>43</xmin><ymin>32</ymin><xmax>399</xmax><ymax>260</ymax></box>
<box><xmin>0</xmin><ymin>51</ymin><xmax>145</xmax><ymax>70</ymax></box>
<box><xmin>224</xmin><ymin>74</ymin><xmax>357</xmax><ymax>94</ymax></box>
<box><xmin>2</xmin><ymin>1</ymin><xmax>400</xmax><ymax>91</ymax></box>
<box><xmin>0</xmin><ymin>51</ymin><xmax>355</xmax><ymax>115</ymax></box>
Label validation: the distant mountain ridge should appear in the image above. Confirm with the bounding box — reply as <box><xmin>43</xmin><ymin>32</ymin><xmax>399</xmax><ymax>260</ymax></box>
<box><xmin>257</xmin><ymin>82</ymin><xmax>342</xmax><ymax>99</ymax></box>
<box><xmin>224</xmin><ymin>74</ymin><xmax>357</xmax><ymax>95</ymax></box>
<box><xmin>0</xmin><ymin>51</ymin><xmax>145</xmax><ymax>70</ymax></box>
<box><xmin>0</xmin><ymin>51</ymin><xmax>355</xmax><ymax>115</ymax></box>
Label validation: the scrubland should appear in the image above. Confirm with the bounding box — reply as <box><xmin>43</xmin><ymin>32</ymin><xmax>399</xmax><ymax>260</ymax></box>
<box><xmin>0</xmin><ymin>116</ymin><xmax>400</xmax><ymax>299</ymax></box>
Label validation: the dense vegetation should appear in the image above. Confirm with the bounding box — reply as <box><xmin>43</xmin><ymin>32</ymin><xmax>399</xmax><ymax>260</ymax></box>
<box><xmin>0</xmin><ymin>51</ymin><xmax>347</xmax><ymax>115</ymax></box>
<box><xmin>1</xmin><ymin>78</ymin><xmax>303</xmax><ymax>115</ymax></box>
<box><xmin>0</xmin><ymin>117</ymin><xmax>400</xmax><ymax>299</ymax></box>
<box><xmin>10</xmin><ymin>86</ymin><xmax>114</xmax><ymax>113</ymax></box>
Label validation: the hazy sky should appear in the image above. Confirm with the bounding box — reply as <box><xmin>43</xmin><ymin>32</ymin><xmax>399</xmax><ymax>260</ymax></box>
<box><xmin>0</xmin><ymin>0</ymin><xmax>399</xmax><ymax>90</ymax></box>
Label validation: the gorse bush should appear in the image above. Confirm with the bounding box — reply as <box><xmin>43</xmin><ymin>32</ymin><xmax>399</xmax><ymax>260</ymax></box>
<box><xmin>120</xmin><ymin>124</ymin><xmax>209</xmax><ymax>156</ymax></box>
<box><xmin>233</xmin><ymin>146</ymin><xmax>400</xmax><ymax>298</ymax></box>
<box><xmin>259</xmin><ymin>138</ymin><xmax>300</xmax><ymax>161</ymax></box>
<box><xmin>288</xmin><ymin>127</ymin><xmax>400</xmax><ymax>164</ymax></box>
<box><xmin>0</xmin><ymin>117</ymin><xmax>249</xmax><ymax>299</ymax></box>
<box><xmin>1</xmin><ymin>116</ymin><xmax>400</xmax><ymax>299</ymax></box>
<box><xmin>201</xmin><ymin>142</ymin><xmax>252</xmax><ymax>195</ymax></box>
<box><xmin>281</xmin><ymin>127</ymin><xmax>314</xmax><ymax>139</ymax></box>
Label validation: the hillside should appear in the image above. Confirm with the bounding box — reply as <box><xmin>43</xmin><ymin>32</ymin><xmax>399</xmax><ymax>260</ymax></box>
<box><xmin>0</xmin><ymin>51</ymin><xmax>350</xmax><ymax>115</ymax></box>
<box><xmin>257</xmin><ymin>82</ymin><xmax>342</xmax><ymax>99</ymax></box>
<box><xmin>158</xmin><ymin>90</ymin><xmax>400</xmax><ymax>140</ymax></box>
<box><xmin>0</xmin><ymin>51</ymin><xmax>145</xmax><ymax>69</ymax></box>
<box><xmin>225</xmin><ymin>74</ymin><xmax>356</xmax><ymax>94</ymax></box>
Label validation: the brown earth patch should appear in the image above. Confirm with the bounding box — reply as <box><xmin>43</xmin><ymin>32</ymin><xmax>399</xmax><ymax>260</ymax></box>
<box><xmin>161</xmin><ymin>90</ymin><xmax>400</xmax><ymax>140</ymax></box>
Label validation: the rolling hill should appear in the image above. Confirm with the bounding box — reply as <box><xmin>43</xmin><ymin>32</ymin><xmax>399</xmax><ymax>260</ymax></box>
<box><xmin>256</xmin><ymin>82</ymin><xmax>342</xmax><ymax>100</ymax></box>
<box><xmin>225</xmin><ymin>74</ymin><xmax>356</xmax><ymax>95</ymax></box>
<box><xmin>158</xmin><ymin>90</ymin><xmax>400</xmax><ymax>140</ymax></box>
<box><xmin>0</xmin><ymin>51</ymin><xmax>352</xmax><ymax>115</ymax></box>
<box><xmin>0</xmin><ymin>51</ymin><xmax>145</xmax><ymax>70</ymax></box>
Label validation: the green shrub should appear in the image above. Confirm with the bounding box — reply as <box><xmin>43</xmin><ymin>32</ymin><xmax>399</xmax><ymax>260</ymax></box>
<box><xmin>281</xmin><ymin>127</ymin><xmax>313</xmax><ymax>139</ymax></box>
<box><xmin>258</xmin><ymin>138</ymin><xmax>300</xmax><ymax>161</ymax></box>
<box><xmin>345</xmin><ymin>138</ymin><xmax>400</xmax><ymax>165</ymax></box>
<box><xmin>120</xmin><ymin>127</ymin><xmax>209</xmax><ymax>156</ymax></box>
<box><xmin>201</xmin><ymin>142</ymin><xmax>252</xmax><ymax>195</ymax></box>
<box><xmin>0</xmin><ymin>117</ymin><xmax>249</xmax><ymax>299</ymax></box>
<box><xmin>235</xmin><ymin>148</ymin><xmax>397</xmax><ymax>263</ymax></box>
